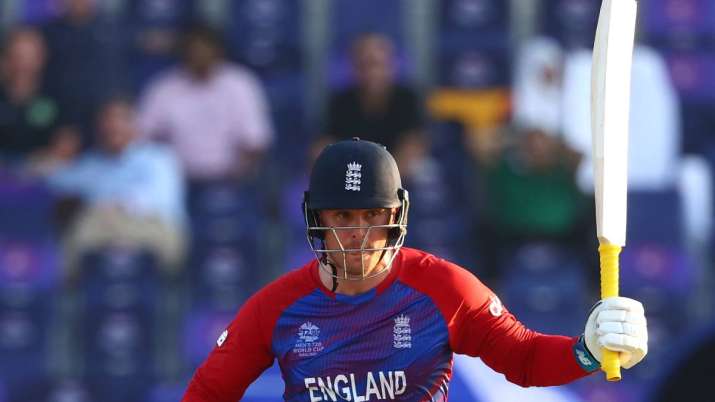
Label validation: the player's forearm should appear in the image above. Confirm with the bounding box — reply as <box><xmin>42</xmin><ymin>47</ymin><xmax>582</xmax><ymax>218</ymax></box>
<box><xmin>479</xmin><ymin>325</ymin><xmax>592</xmax><ymax>388</ymax></box>
<box><xmin>515</xmin><ymin>334</ymin><xmax>592</xmax><ymax>387</ymax></box>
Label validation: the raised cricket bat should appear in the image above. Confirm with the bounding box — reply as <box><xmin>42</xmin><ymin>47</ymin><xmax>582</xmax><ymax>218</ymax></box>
<box><xmin>591</xmin><ymin>0</ymin><xmax>638</xmax><ymax>382</ymax></box>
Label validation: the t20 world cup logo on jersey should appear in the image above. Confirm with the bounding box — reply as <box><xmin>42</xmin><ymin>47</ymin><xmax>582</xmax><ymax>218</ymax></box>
<box><xmin>293</xmin><ymin>321</ymin><xmax>324</xmax><ymax>357</ymax></box>
<box><xmin>393</xmin><ymin>314</ymin><xmax>412</xmax><ymax>349</ymax></box>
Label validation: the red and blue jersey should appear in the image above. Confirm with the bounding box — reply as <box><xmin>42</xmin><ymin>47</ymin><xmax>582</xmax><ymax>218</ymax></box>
<box><xmin>183</xmin><ymin>248</ymin><xmax>591</xmax><ymax>401</ymax></box>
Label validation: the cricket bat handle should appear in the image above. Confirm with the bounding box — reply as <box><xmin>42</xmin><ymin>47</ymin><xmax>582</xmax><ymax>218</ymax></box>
<box><xmin>598</xmin><ymin>243</ymin><xmax>622</xmax><ymax>381</ymax></box>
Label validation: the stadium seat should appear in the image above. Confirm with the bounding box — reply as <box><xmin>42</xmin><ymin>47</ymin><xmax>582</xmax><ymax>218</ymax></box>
<box><xmin>79</xmin><ymin>248</ymin><xmax>160</xmax><ymax>314</ymax></box>
<box><xmin>327</xmin><ymin>47</ymin><xmax>415</xmax><ymax>90</ymax></box>
<box><xmin>648</xmin><ymin>323</ymin><xmax>715</xmax><ymax>402</ymax></box>
<box><xmin>642</xmin><ymin>0</ymin><xmax>715</xmax><ymax>49</ymax></box>
<box><xmin>221</xmin><ymin>0</ymin><xmax>307</xmax><ymax>175</ymax></box>
<box><xmin>16</xmin><ymin>0</ymin><xmax>60</xmax><ymax>23</ymax></box>
<box><xmin>225</xmin><ymin>0</ymin><xmax>303</xmax><ymax>76</ymax></box>
<box><xmin>83</xmin><ymin>311</ymin><xmax>155</xmax><ymax>402</ymax></box>
<box><xmin>323</xmin><ymin>0</ymin><xmax>412</xmax><ymax>105</ymax></box>
<box><xmin>329</xmin><ymin>0</ymin><xmax>403</xmax><ymax>50</ymax></box>
<box><xmin>627</xmin><ymin>189</ymin><xmax>683</xmax><ymax>246</ymax></box>
<box><xmin>76</xmin><ymin>248</ymin><xmax>163</xmax><ymax>402</ymax></box>
<box><xmin>437</xmin><ymin>45</ymin><xmax>511</xmax><ymax>88</ymax></box>
<box><xmin>0</xmin><ymin>309</ymin><xmax>52</xmax><ymax>400</ymax></box>
<box><xmin>498</xmin><ymin>243</ymin><xmax>590</xmax><ymax>335</ymax></box>
<box><xmin>439</xmin><ymin>0</ymin><xmax>510</xmax><ymax>37</ymax></box>
<box><xmin>0</xmin><ymin>240</ymin><xmax>63</xmax><ymax>401</ymax></box>
<box><xmin>123</xmin><ymin>0</ymin><xmax>194</xmax><ymax>42</ymax></box>
<box><xmin>681</xmin><ymin>101</ymin><xmax>715</xmax><ymax>156</ymax></box>
<box><xmin>0</xmin><ymin>240</ymin><xmax>60</xmax><ymax>303</ymax></box>
<box><xmin>435</xmin><ymin>0</ymin><xmax>512</xmax><ymax>89</ymax></box>
<box><xmin>659</xmin><ymin>51</ymin><xmax>715</xmax><ymax>103</ymax></box>
<box><xmin>181</xmin><ymin>307</ymin><xmax>236</xmax><ymax>371</ymax></box>
<box><xmin>616</xmin><ymin>244</ymin><xmax>695</xmax><ymax>385</ymax></box>
<box><xmin>278</xmin><ymin>176</ymin><xmax>316</xmax><ymax>271</ymax></box>
<box><xmin>189</xmin><ymin>245</ymin><xmax>258</xmax><ymax>309</ymax></box>
<box><xmin>146</xmin><ymin>380</ymin><xmax>190</xmax><ymax>402</ymax></box>
<box><xmin>0</xmin><ymin>180</ymin><xmax>55</xmax><ymax>241</ymax></box>
<box><xmin>0</xmin><ymin>239</ymin><xmax>59</xmax><ymax>400</ymax></box>
<box><xmin>10</xmin><ymin>378</ymin><xmax>93</xmax><ymax>402</ymax></box>
<box><xmin>540</xmin><ymin>0</ymin><xmax>601</xmax><ymax>49</ymax></box>
<box><xmin>620</xmin><ymin>244</ymin><xmax>696</xmax><ymax>331</ymax></box>
<box><xmin>122</xmin><ymin>0</ymin><xmax>195</xmax><ymax>90</ymax></box>
<box><xmin>188</xmin><ymin>180</ymin><xmax>264</xmax><ymax>219</ymax></box>
<box><xmin>188</xmin><ymin>180</ymin><xmax>266</xmax><ymax>245</ymax></box>
<box><xmin>266</xmin><ymin>75</ymin><xmax>309</xmax><ymax>174</ymax></box>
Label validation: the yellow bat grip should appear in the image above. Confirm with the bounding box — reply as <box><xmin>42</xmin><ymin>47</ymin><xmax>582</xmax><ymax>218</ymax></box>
<box><xmin>598</xmin><ymin>243</ymin><xmax>622</xmax><ymax>381</ymax></box>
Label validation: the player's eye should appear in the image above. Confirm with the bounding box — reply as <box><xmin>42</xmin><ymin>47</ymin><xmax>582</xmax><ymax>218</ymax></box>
<box><xmin>366</xmin><ymin>209</ymin><xmax>385</xmax><ymax>220</ymax></box>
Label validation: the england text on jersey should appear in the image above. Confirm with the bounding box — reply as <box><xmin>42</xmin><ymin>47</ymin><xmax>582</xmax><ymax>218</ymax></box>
<box><xmin>304</xmin><ymin>371</ymin><xmax>406</xmax><ymax>401</ymax></box>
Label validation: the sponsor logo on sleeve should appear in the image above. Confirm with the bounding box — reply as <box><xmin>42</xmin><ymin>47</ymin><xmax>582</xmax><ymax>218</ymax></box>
<box><xmin>489</xmin><ymin>295</ymin><xmax>503</xmax><ymax>317</ymax></box>
<box><xmin>216</xmin><ymin>329</ymin><xmax>228</xmax><ymax>347</ymax></box>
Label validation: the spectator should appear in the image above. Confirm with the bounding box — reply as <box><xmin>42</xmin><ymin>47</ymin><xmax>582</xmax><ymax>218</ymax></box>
<box><xmin>468</xmin><ymin>37</ymin><xmax>589</xmax><ymax>285</ymax></box>
<box><xmin>45</xmin><ymin>97</ymin><xmax>187</xmax><ymax>279</ymax></box>
<box><xmin>513</xmin><ymin>37</ymin><xmax>564</xmax><ymax>136</ymax></box>
<box><xmin>472</xmin><ymin>126</ymin><xmax>589</xmax><ymax>285</ymax></box>
<box><xmin>138</xmin><ymin>23</ymin><xmax>273</xmax><ymax>183</ymax></box>
<box><xmin>42</xmin><ymin>0</ymin><xmax>127</xmax><ymax>147</ymax></box>
<box><xmin>319</xmin><ymin>33</ymin><xmax>427</xmax><ymax>178</ymax></box>
<box><xmin>561</xmin><ymin>45</ymin><xmax>680</xmax><ymax>193</ymax></box>
<box><xmin>0</xmin><ymin>27</ymin><xmax>77</xmax><ymax>164</ymax></box>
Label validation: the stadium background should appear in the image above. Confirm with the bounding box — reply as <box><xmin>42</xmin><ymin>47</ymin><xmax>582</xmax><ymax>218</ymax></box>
<box><xmin>0</xmin><ymin>0</ymin><xmax>714</xmax><ymax>401</ymax></box>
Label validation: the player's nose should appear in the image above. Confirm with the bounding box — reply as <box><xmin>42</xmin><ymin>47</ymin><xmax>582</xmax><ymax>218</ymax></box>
<box><xmin>345</xmin><ymin>219</ymin><xmax>369</xmax><ymax>241</ymax></box>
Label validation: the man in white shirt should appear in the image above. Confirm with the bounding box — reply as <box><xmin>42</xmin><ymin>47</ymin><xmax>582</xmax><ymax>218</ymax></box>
<box><xmin>561</xmin><ymin>45</ymin><xmax>680</xmax><ymax>193</ymax></box>
<box><xmin>138</xmin><ymin>24</ymin><xmax>273</xmax><ymax>182</ymax></box>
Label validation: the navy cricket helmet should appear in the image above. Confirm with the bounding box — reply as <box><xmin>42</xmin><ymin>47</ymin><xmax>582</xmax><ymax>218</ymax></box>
<box><xmin>303</xmin><ymin>138</ymin><xmax>409</xmax><ymax>280</ymax></box>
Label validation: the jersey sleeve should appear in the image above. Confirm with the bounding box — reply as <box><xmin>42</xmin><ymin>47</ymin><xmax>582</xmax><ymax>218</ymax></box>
<box><xmin>424</xmin><ymin>258</ymin><xmax>592</xmax><ymax>387</ymax></box>
<box><xmin>182</xmin><ymin>292</ymin><xmax>274</xmax><ymax>402</ymax></box>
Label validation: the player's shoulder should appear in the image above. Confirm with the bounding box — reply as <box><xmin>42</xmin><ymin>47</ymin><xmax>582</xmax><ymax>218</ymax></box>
<box><xmin>396</xmin><ymin>247</ymin><xmax>492</xmax><ymax>314</ymax></box>
<box><xmin>397</xmin><ymin>247</ymin><xmax>481</xmax><ymax>288</ymax></box>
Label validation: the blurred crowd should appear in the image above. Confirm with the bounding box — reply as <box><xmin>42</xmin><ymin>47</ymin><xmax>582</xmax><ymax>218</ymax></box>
<box><xmin>0</xmin><ymin>0</ymin><xmax>714</xmax><ymax>401</ymax></box>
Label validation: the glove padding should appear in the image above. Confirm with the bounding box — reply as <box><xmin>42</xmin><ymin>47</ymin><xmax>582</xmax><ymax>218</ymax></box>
<box><xmin>584</xmin><ymin>296</ymin><xmax>648</xmax><ymax>369</ymax></box>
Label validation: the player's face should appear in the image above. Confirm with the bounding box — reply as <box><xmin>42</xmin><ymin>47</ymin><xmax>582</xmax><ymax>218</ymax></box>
<box><xmin>319</xmin><ymin>208</ymin><xmax>396</xmax><ymax>277</ymax></box>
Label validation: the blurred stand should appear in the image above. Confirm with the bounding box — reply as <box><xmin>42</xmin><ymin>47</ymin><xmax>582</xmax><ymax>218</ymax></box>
<box><xmin>42</xmin><ymin>0</ymin><xmax>127</xmax><ymax>148</ymax></box>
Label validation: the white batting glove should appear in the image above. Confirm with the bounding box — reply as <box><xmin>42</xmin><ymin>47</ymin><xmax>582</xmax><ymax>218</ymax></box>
<box><xmin>584</xmin><ymin>297</ymin><xmax>648</xmax><ymax>369</ymax></box>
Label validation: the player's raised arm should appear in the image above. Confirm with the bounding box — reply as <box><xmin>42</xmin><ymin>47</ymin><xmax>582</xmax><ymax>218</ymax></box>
<box><xmin>421</xmin><ymin>259</ymin><xmax>647</xmax><ymax>387</ymax></box>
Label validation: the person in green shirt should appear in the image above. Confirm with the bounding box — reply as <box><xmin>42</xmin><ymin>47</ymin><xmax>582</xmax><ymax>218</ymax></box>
<box><xmin>472</xmin><ymin>125</ymin><xmax>591</xmax><ymax>285</ymax></box>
